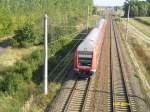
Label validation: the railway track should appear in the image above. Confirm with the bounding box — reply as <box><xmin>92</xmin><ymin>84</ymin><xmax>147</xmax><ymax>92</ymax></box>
<box><xmin>47</xmin><ymin>30</ymin><xmax>96</xmax><ymax>112</ymax></box>
<box><xmin>63</xmin><ymin>77</ymin><xmax>91</xmax><ymax>112</ymax></box>
<box><xmin>108</xmin><ymin>16</ymin><xmax>137</xmax><ymax>112</ymax></box>
<box><xmin>49</xmin><ymin>75</ymin><xmax>97</xmax><ymax>112</ymax></box>
<box><xmin>48</xmin><ymin>14</ymin><xmax>138</xmax><ymax>112</ymax></box>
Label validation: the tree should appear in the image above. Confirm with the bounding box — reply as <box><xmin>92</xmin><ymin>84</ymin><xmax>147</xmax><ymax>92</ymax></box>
<box><xmin>124</xmin><ymin>1</ymin><xmax>150</xmax><ymax>17</ymax></box>
<box><xmin>138</xmin><ymin>2</ymin><xmax>148</xmax><ymax>16</ymax></box>
<box><xmin>130</xmin><ymin>4</ymin><xmax>139</xmax><ymax>17</ymax></box>
<box><xmin>92</xmin><ymin>7</ymin><xmax>97</xmax><ymax>15</ymax></box>
<box><xmin>147</xmin><ymin>3</ymin><xmax>150</xmax><ymax>16</ymax></box>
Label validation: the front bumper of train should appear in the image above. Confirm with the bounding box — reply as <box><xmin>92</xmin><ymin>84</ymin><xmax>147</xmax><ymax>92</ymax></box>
<box><xmin>74</xmin><ymin>67</ymin><xmax>96</xmax><ymax>75</ymax></box>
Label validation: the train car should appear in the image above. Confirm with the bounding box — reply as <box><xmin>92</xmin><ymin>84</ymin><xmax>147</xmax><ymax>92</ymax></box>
<box><xmin>74</xmin><ymin>19</ymin><xmax>107</xmax><ymax>77</ymax></box>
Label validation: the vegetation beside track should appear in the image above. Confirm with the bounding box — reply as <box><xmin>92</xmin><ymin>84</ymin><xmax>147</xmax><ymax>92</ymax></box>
<box><xmin>116</xmin><ymin>20</ymin><xmax>150</xmax><ymax>107</ymax></box>
<box><xmin>0</xmin><ymin>31</ymin><xmax>82</xmax><ymax>112</ymax></box>
<box><xmin>134</xmin><ymin>17</ymin><xmax>150</xmax><ymax>26</ymax></box>
<box><xmin>117</xmin><ymin>20</ymin><xmax>150</xmax><ymax>83</ymax></box>
<box><xmin>127</xmin><ymin>17</ymin><xmax>150</xmax><ymax>37</ymax></box>
<box><xmin>0</xmin><ymin>0</ymin><xmax>95</xmax><ymax>111</ymax></box>
<box><xmin>0</xmin><ymin>0</ymin><xmax>93</xmax><ymax>37</ymax></box>
<box><xmin>0</xmin><ymin>46</ymin><xmax>39</xmax><ymax>69</ymax></box>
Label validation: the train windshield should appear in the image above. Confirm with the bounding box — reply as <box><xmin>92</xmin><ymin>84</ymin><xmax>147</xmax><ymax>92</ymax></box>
<box><xmin>78</xmin><ymin>51</ymin><xmax>93</xmax><ymax>67</ymax></box>
<box><xmin>78</xmin><ymin>57</ymin><xmax>92</xmax><ymax>67</ymax></box>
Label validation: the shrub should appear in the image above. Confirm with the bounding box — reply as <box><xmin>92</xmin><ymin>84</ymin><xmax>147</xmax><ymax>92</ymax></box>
<box><xmin>12</xmin><ymin>23</ymin><xmax>40</xmax><ymax>48</ymax></box>
<box><xmin>15</xmin><ymin>60</ymin><xmax>32</xmax><ymax>81</ymax></box>
<box><xmin>4</xmin><ymin>73</ymin><xmax>23</xmax><ymax>94</ymax></box>
<box><xmin>0</xmin><ymin>10</ymin><xmax>13</xmax><ymax>36</ymax></box>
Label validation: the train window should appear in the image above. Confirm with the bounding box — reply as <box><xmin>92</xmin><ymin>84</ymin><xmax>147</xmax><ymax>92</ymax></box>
<box><xmin>78</xmin><ymin>51</ymin><xmax>93</xmax><ymax>55</ymax></box>
<box><xmin>78</xmin><ymin>57</ymin><xmax>92</xmax><ymax>67</ymax></box>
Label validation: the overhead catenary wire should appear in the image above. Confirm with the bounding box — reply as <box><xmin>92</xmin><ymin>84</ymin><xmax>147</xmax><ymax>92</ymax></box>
<box><xmin>50</xmin><ymin>30</ymin><xmax>87</xmax><ymax>44</ymax></box>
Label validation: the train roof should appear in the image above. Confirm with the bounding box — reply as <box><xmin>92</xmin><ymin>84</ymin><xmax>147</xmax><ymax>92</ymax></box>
<box><xmin>96</xmin><ymin>18</ymin><xmax>106</xmax><ymax>29</ymax></box>
<box><xmin>77</xmin><ymin>19</ymin><xmax>106</xmax><ymax>53</ymax></box>
<box><xmin>77</xmin><ymin>28</ymin><xmax>99</xmax><ymax>52</ymax></box>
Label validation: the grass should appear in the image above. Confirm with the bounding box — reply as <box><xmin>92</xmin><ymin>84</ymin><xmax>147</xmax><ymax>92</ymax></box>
<box><xmin>0</xmin><ymin>35</ymin><xmax>14</xmax><ymax>42</ymax></box>
<box><xmin>130</xmin><ymin>39</ymin><xmax>150</xmax><ymax>74</ymax></box>
<box><xmin>29</xmin><ymin>83</ymin><xmax>60</xmax><ymax>112</ymax></box>
<box><xmin>129</xmin><ymin>17</ymin><xmax>150</xmax><ymax>37</ymax></box>
<box><xmin>0</xmin><ymin>46</ymin><xmax>40</xmax><ymax>68</ymax></box>
<box><xmin>0</xmin><ymin>14</ymin><xmax>97</xmax><ymax>112</ymax></box>
<box><xmin>117</xmin><ymin>20</ymin><xmax>150</xmax><ymax>109</ymax></box>
<box><xmin>118</xmin><ymin>20</ymin><xmax>150</xmax><ymax>109</ymax></box>
<box><xmin>134</xmin><ymin>17</ymin><xmax>150</xmax><ymax>26</ymax></box>
<box><xmin>119</xmin><ymin>20</ymin><xmax>150</xmax><ymax>77</ymax></box>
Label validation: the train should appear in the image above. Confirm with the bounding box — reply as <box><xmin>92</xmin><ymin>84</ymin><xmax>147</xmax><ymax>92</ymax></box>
<box><xmin>74</xmin><ymin>18</ymin><xmax>107</xmax><ymax>77</ymax></box>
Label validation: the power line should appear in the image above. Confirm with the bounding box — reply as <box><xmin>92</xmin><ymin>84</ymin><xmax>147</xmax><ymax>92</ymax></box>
<box><xmin>50</xmin><ymin>30</ymin><xmax>87</xmax><ymax>44</ymax></box>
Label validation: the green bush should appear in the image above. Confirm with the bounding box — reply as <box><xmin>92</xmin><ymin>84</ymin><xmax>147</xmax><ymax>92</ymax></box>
<box><xmin>4</xmin><ymin>73</ymin><xmax>23</xmax><ymax>94</ymax></box>
<box><xmin>0</xmin><ymin>10</ymin><xmax>13</xmax><ymax>36</ymax></box>
<box><xmin>12</xmin><ymin>23</ymin><xmax>40</xmax><ymax>48</ymax></box>
<box><xmin>27</xmin><ymin>49</ymin><xmax>43</xmax><ymax>71</ymax></box>
<box><xmin>15</xmin><ymin>60</ymin><xmax>32</xmax><ymax>81</ymax></box>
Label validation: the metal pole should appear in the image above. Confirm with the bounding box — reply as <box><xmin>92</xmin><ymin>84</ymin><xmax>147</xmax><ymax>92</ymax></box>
<box><xmin>125</xmin><ymin>5</ymin><xmax>130</xmax><ymax>41</ymax></box>
<box><xmin>44</xmin><ymin>14</ymin><xmax>48</xmax><ymax>95</ymax></box>
<box><xmin>87</xmin><ymin>5</ymin><xmax>89</xmax><ymax>31</ymax></box>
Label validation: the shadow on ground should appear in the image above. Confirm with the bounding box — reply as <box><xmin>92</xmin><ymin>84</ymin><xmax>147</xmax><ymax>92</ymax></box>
<box><xmin>43</xmin><ymin>28</ymin><xmax>93</xmax><ymax>112</ymax></box>
<box><xmin>32</xmin><ymin>28</ymin><xmax>91</xmax><ymax>85</ymax></box>
<box><xmin>0</xmin><ymin>38</ymin><xmax>13</xmax><ymax>48</ymax></box>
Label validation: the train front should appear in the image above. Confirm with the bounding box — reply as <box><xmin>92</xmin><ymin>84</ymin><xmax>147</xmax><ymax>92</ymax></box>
<box><xmin>74</xmin><ymin>29</ymin><xmax>98</xmax><ymax>76</ymax></box>
<box><xmin>74</xmin><ymin>49</ymin><xmax>95</xmax><ymax>76</ymax></box>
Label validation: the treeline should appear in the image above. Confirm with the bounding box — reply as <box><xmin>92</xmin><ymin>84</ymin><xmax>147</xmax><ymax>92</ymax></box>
<box><xmin>124</xmin><ymin>0</ymin><xmax>150</xmax><ymax>17</ymax></box>
<box><xmin>0</xmin><ymin>0</ymin><xmax>92</xmax><ymax>37</ymax></box>
<box><xmin>0</xmin><ymin>0</ymin><xmax>93</xmax><ymax>47</ymax></box>
<box><xmin>0</xmin><ymin>0</ymin><xmax>92</xmax><ymax>111</ymax></box>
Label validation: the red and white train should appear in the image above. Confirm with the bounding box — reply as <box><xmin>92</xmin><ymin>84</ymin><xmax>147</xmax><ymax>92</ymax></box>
<box><xmin>74</xmin><ymin>19</ymin><xmax>107</xmax><ymax>76</ymax></box>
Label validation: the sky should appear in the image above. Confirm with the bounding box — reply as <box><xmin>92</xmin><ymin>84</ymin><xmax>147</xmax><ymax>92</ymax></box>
<box><xmin>93</xmin><ymin>0</ymin><xmax>126</xmax><ymax>7</ymax></box>
<box><xmin>93</xmin><ymin>0</ymin><xmax>146</xmax><ymax>7</ymax></box>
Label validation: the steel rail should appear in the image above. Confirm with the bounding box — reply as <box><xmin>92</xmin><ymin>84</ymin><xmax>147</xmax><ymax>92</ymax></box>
<box><xmin>109</xmin><ymin>15</ymin><xmax>114</xmax><ymax>112</ymax></box>
<box><xmin>63</xmin><ymin>77</ymin><xmax>91</xmax><ymax>112</ymax></box>
<box><xmin>113</xmin><ymin>19</ymin><xmax>137</xmax><ymax>112</ymax></box>
<box><xmin>110</xmin><ymin>15</ymin><xmax>133</xmax><ymax>112</ymax></box>
<box><xmin>81</xmin><ymin>77</ymin><xmax>92</xmax><ymax>112</ymax></box>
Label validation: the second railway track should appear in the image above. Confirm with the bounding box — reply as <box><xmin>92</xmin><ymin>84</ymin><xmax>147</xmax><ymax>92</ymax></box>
<box><xmin>108</xmin><ymin>15</ymin><xmax>137</xmax><ymax>112</ymax></box>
